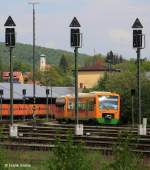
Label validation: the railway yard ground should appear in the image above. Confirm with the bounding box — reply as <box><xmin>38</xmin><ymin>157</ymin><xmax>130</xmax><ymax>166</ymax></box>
<box><xmin>0</xmin><ymin>120</ymin><xmax>150</xmax><ymax>169</ymax></box>
<box><xmin>3</xmin><ymin>149</ymin><xmax>150</xmax><ymax>170</ymax></box>
<box><xmin>0</xmin><ymin>149</ymin><xmax>118</xmax><ymax>170</ymax></box>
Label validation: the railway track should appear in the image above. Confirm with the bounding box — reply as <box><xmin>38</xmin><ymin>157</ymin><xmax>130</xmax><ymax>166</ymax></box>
<box><xmin>0</xmin><ymin>118</ymin><xmax>48</xmax><ymax>125</ymax></box>
<box><xmin>0</xmin><ymin>122</ymin><xmax>150</xmax><ymax>156</ymax></box>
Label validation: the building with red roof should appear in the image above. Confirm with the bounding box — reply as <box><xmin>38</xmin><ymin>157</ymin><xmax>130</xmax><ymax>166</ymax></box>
<box><xmin>2</xmin><ymin>71</ymin><xmax>24</xmax><ymax>84</ymax></box>
<box><xmin>78</xmin><ymin>65</ymin><xmax>120</xmax><ymax>89</ymax></box>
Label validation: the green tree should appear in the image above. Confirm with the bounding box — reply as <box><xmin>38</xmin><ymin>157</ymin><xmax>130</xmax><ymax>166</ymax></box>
<box><xmin>59</xmin><ymin>55</ymin><xmax>69</xmax><ymax>73</ymax></box>
<box><xmin>92</xmin><ymin>61</ymin><xmax>150</xmax><ymax>124</ymax></box>
<box><xmin>106</xmin><ymin>51</ymin><xmax>113</xmax><ymax>64</ymax></box>
<box><xmin>83</xmin><ymin>54</ymin><xmax>105</xmax><ymax>67</ymax></box>
<box><xmin>13</xmin><ymin>60</ymin><xmax>31</xmax><ymax>72</ymax></box>
<box><xmin>38</xmin><ymin>66</ymin><xmax>65</xmax><ymax>86</ymax></box>
<box><xmin>93</xmin><ymin>72</ymin><xmax>108</xmax><ymax>91</ymax></box>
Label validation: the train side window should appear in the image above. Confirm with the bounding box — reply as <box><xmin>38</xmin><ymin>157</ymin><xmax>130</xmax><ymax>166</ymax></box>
<box><xmin>57</xmin><ymin>104</ymin><xmax>64</xmax><ymax>110</ymax></box>
<box><xmin>78</xmin><ymin>102</ymin><xmax>88</xmax><ymax>111</ymax></box>
<box><xmin>88</xmin><ymin>101</ymin><xmax>94</xmax><ymax>111</ymax></box>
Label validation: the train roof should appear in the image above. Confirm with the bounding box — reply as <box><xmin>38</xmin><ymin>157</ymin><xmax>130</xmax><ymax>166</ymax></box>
<box><xmin>59</xmin><ymin>91</ymin><xmax>119</xmax><ymax>99</ymax></box>
<box><xmin>58</xmin><ymin>93</ymin><xmax>94</xmax><ymax>99</ymax></box>
<box><xmin>0</xmin><ymin>83</ymin><xmax>74</xmax><ymax>99</ymax></box>
<box><xmin>90</xmin><ymin>91</ymin><xmax>119</xmax><ymax>95</ymax></box>
<box><xmin>79</xmin><ymin>93</ymin><xmax>96</xmax><ymax>97</ymax></box>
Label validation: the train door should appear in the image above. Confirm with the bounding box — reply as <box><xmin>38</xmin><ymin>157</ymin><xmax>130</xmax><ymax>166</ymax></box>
<box><xmin>67</xmin><ymin>98</ymin><xmax>75</xmax><ymax>120</ymax></box>
<box><xmin>55</xmin><ymin>97</ymin><xmax>66</xmax><ymax>119</ymax></box>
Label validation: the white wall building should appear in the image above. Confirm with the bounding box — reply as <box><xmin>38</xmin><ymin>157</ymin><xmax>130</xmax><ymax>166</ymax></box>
<box><xmin>40</xmin><ymin>54</ymin><xmax>46</xmax><ymax>71</ymax></box>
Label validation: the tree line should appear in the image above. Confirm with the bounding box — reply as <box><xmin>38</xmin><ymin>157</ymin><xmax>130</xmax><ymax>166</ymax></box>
<box><xmin>92</xmin><ymin>60</ymin><xmax>150</xmax><ymax>124</ymax></box>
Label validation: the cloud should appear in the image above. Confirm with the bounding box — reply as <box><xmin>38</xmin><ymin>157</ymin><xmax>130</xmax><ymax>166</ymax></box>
<box><xmin>32</xmin><ymin>0</ymin><xmax>73</xmax><ymax>5</ymax></box>
<box><xmin>44</xmin><ymin>41</ymin><xmax>56</xmax><ymax>49</ymax></box>
<box><xmin>1</xmin><ymin>0</ymin><xmax>150</xmax><ymax>58</ymax></box>
<box><xmin>109</xmin><ymin>29</ymin><xmax>131</xmax><ymax>44</ymax></box>
<box><xmin>76</xmin><ymin>0</ymin><xmax>149</xmax><ymax>57</ymax></box>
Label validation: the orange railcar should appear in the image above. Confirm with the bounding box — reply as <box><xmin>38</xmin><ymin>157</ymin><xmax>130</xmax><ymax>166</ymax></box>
<box><xmin>55</xmin><ymin>91</ymin><xmax>120</xmax><ymax>125</ymax></box>
<box><xmin>0</xmin><ymin>98</ymin><xmax>56</xmax><ymax>118</ymax></box>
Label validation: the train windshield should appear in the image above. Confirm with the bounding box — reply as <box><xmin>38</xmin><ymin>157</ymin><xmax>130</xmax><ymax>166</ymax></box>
<box><xmin>99</xmin><ymin>96</ymin><xmax>118</xmax><ymax>110</ymax></box>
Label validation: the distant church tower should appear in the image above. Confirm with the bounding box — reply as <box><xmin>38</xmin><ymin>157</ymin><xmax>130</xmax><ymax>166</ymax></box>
<box><xmin>40</xmin><ymin>54</ymin><xmax>46</xmax><ymax>71</ymax></box>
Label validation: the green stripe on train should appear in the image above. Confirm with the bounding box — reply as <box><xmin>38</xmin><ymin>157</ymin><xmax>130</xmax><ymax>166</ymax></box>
<box><xmin>96</xmin><ymin>117</ymin><xmax>119</xmax><ymax>125</ymax></box>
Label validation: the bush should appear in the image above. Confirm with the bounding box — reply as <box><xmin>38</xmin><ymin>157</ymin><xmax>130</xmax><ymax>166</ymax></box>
<box><xmin>46</xmin><ymin>132</ymin><xmax>92</xmax><ymax>170</ymax></box>
<box><xmin>101</xmin><ymin>131</ymin><xmax>148</xmax><ymax>170</ymax></box>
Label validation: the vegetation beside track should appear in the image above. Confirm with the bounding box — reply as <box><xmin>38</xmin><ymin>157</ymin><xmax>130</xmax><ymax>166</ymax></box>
<box><xmin>0</xmin><ymin>130</ymin><xmax>149</xmax><ymax>170</ymax></box>
<box><xmin>0</xmin><ymin>148</ymin><xmax>149</xmax><ymax>170</ymax></box>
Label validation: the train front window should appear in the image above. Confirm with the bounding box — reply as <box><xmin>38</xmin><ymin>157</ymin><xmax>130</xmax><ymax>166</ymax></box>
<box><xmin>56</xmin><ymin>98</ymin><xmax>65</xmax><ymax>110</ymax></box>
<box><xmin>68</xmin><ymin>101</ymin><xmax>74</xmax><ymax>110</ymax></box>
<box><xmin>99</xmin><ymin>96</ymin><xmax>118</xmax><ymax>110</ymax></box>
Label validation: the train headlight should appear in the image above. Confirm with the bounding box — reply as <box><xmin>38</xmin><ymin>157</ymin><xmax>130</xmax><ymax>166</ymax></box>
<box><xmin>105</xmin><ymin>114</ymin><xmax>112</xmax><ymax>120</ymax></box>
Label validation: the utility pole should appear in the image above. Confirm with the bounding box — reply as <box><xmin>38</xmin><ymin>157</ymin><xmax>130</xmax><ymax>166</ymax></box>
<box><xmin>4</xmin><ymin>16</ymin><xmax>16</xmax><ymax>125</ymax></box>
<box><xmin>0</xmin><ymin>90</ymin><xmax>3</xmax><ymax>121</ymax></box>
<box><xmin>74</xmin><ymin>47</ymin><xmax>79</xmax><ymax>124</ymax></box>
<box><xmin>69</xmin><ymin>17</ymin><xmax>83</xmax><ymax>135</ymax></box>
<box><xmin>46</xmin><ymin>89</ymin><xmax>49</xmax><ymax>121</ymax></box>
<box><xmin>22</xmin><ymin>89</ymin><xmax>26</xmax><ymax>121</ymax></box>
<box><xmin>132</xmin><ymin>18</ymin><xmax>145</xmax><ymax>134</ymax></box>
<box><xmin>131</xmin><ymin>89</ymin><xmax>135</xmax><ymax>127</ymax></box>
<box><xmin>50</xmin><ymin>86</ymin><xmax>53</xmax><ymax>118</ymax></box>
<box><xmin>29</xmin><ymin>2</ymin><xmax>39</xmax><ymax>118</ymax></box>
<box><xmin>5</xmin><ymin>16</ymin><xmax>18</xmax><ymax>137</ymax></box>
<box><xmin>137</xmin><ymin>48</ymin><xmax>141</xmax><ymax>124</ymax></box>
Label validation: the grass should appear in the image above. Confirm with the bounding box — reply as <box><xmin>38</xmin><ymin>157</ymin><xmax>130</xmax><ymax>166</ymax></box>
<box><xmin>0</xmin><ymin>149</ymin><xmax>149</xmax><ymax>170</ymax></box>
<box><xmin>0</xmin><ymin>150</ymin><xmax>106</xmax><ymax>170</ymax></box>
<box><xmin>0</xmin><ymin>129</ymin><xmax>150</xmax><ymax>170</ymax></box>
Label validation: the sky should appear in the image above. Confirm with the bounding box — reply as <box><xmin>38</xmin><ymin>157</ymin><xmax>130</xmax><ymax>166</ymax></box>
<box><xmin>0</xmin><ymin>0</ymin><xmax>150</xmax><ymax>59</ymax></box>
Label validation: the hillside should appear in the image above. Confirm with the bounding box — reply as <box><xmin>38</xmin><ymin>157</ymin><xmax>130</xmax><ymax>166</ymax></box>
<box><xmin>0</xmin><ymin>42</ymin><xmax>91</xmax><ymax>70</ymax></box>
